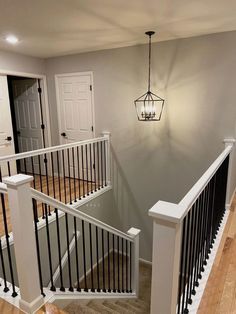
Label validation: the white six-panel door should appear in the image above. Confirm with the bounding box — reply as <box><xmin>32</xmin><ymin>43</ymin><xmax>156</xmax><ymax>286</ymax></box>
<box><xmin>57</xmin><ymin>73</ymin><xmax>94</xmax><ymax>144</ymax></box>
<box><xmin>0</xmin><ymin>75</ymin><xmax>16</xmax><ymax>176</ymax></box>
<box><xmin>56</xmin><ymin>72</ymin><xmax>94</xmax><ymax>180</ymax></box>
<box><xmin>12</xmin><ymin>78</ymin><xmax>44</xmax><ymax>173</ymax></box>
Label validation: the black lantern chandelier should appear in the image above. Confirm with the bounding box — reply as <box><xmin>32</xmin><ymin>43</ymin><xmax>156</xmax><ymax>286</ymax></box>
<box><xmin>134</xmin><ymin>31</ymin><xmax>164</xmax><ymax>121</ymax></box>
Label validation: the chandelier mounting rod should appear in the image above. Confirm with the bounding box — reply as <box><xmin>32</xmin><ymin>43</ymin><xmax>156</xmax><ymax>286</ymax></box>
<box><xmin>145</xmin><ymin>31</ymin><xmax>155</xmax><ymax>92</ymax></box>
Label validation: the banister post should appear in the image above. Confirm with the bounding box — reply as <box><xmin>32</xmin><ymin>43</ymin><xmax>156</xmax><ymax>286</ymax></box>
<box><xmin>3</xmin><ymin>174</ymin><xmax>44</xmax><ymax>314</ymax></box>
<box><xmin>149</xmin><ymin>201</ymin><xmax>182</xmax><ymax>314</ymax></box>
<box><xmin>223</xmin><ymin>138</ymin><xmax>236</xmax><ymax>210</ymax></box>
<box><xmin>127</xmin><ymin>227</ymin><xmax>141</xmax><ymax>296</ymax></box>
<box><xmin>102</xmin><ymin>131</ymin><xmax>111</xmax><ymax>186</ymax></box>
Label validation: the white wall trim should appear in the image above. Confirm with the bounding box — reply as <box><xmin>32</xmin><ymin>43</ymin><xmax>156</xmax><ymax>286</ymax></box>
<box><xmin>54</xmin><ymin>71</ymin><xmax>96</xmax><ymax>145</ymax></box>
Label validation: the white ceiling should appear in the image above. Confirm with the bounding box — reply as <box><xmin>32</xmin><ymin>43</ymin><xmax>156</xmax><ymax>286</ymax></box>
<box><xmin>0</xmin><ymin>0</ymin><xmax>236</xmax><ymax>58</ymax></box>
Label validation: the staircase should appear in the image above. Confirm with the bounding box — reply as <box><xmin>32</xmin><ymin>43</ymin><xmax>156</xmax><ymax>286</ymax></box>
<box><xmin>54</xmin><ymin>262</ymin><xmax>151</xmax><ymax>314</ymax></box>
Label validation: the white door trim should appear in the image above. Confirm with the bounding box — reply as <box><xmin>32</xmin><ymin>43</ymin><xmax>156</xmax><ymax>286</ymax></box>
<box><xmin>55</xmin><ymin>71</ymin><xmax>95</xmax><ymax>145</ymax></box>
<box><xmin>0</xmin><ymin>69</ymin><xmax>52</xmax><ymax>149</ymax></box>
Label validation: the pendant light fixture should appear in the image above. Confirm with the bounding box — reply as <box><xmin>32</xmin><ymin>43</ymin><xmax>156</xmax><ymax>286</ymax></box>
<box><xmin>134</xmin><ymin>31</ymin><xmax>164</xmax><ymax>121</ymax></box>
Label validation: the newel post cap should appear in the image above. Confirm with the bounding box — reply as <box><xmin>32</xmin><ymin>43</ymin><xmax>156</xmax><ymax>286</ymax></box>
<box><xmin>102</xmin><ymin>131</ymin><xmax>111</xmax><ymax>138</ymax></box>
<box><xmin>3</xmin><ymin>174</ymin><xmax>33</xmax><ymax>187</ymax></box>
<box><xmin>127</xmin><ymin>227</ymin><xmax>141</xmax><ymax>237</ymax></box>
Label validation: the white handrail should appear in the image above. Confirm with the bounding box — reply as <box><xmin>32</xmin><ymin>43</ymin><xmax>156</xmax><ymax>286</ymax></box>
<box><xmin>0</xmin><ymin>136</ymin><xmax>107</xmax><ymax>164</ymax></box>
<box><xmin>178</xmin><ymin>144</ymin><xmax>233</xmax><ymax>219</ymax></box>
<box><xmin>149</xmin><ymin>143</ymin><xmax>234</xmax><ymax>223</ymax></box>
<box><xmin>31</xmin><ymin>188</ymin><xmax>134</xmax><ymax>242</ymax></box>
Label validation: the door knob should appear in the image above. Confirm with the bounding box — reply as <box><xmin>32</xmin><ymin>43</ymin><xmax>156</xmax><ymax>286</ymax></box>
<box><xmin>5</xmin><ymin>136</ymin><xmax>12</xmax><ymax>141</ymax></box>
<box><xmin>61</xmin><ymin>132</ymin><xmax>67</xmax><ymax>137</ymax></box>
<box><xmin>17</xmin><ymin>131</ymin><xmax>21</xmax><ymax>135</ymax></box>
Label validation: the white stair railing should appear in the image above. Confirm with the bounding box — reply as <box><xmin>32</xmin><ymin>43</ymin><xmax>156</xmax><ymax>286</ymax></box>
<box><xmin>2</xmin><ymin>173</ymin><xmax>140</xmax><ymax>313</ymax></box>
<box><xmin>149</xmin><ymin>138</ymin><xmax>235</xmax><ymax>314</ymax></box>
<box><xmin>0</xmin><ymin>133</ymin><xmax>111</xmax><ymax>211</ymax></box>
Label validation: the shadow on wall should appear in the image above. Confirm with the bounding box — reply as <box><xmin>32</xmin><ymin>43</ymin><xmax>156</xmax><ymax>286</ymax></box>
<box><xmin>110</xmin><ymin>145</ymin><xmax>153</xmax><ymax>261</ymax></box>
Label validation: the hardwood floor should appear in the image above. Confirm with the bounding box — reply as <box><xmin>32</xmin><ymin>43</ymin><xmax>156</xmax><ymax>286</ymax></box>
<box><xmin>198</xmin><ymin>193</ymin><xmax>236</xmax><ymax>314</ymax></box>
<box><xmin>0</xmin><ymin>299</ymin><xmax>67</xmax><ymax>314</ymax></box>
<box><xmin>0</xmin><ymin>175</ymin><xmax>95</xmax><ymax>237</ymax></box>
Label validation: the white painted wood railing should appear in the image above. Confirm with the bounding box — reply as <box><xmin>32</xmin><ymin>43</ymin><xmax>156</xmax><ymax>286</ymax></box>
<box><xmin>0</xmin><ymin>132</ymin><xmax>111</xmax><ymax>210</ymax></box>
<box><xmin>149</xmin><ymin>138</ymin><xmax>235</xmax><ymax>314</ymax></box>
<box><xmin>2</xmin><ymin>173</ymin><xmax>140</xmax><ymax>313</ymax></box>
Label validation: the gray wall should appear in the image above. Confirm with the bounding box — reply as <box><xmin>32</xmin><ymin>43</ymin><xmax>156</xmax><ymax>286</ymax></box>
<box><xmin>0</xmin><ymin>50</ymin><xmax>45</xmax><ymax>75</ymax></box>
<box><xmin>45</xmin><ymin>31</ymin><xmax>236</xmax><ymax>261</ymax></box>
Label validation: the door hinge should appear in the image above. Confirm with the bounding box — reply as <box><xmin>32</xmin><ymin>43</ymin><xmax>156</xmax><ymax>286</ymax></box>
<box><xmin>90</xmin><ymin>85</ymin><xmax>92</xmax><ymax>91</ymax></box>
<box><xmin>38</xmin><ymin>87</ymin><xmax>42</xmax><ymax>94</ymax></box>
<box><xmin>41</xmin><ymin>124</ymin><xmax>45</xmax><ymax>130</ymax></box>
<box><xmin>91</xmin><ymin>126</ymin><xmax>94</xmax><ymax>132</ymax></box>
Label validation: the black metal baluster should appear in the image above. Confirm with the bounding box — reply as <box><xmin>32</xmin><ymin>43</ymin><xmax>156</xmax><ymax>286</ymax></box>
<box><xmin>126</xmin><ymin>239</ymin><xmax>128</xmax><ymax>292</ymax></box>
<box><xmin>44</xmin><ymin>153</ymin><xmax>51</xmax><ymax>215</ymax></box>
<box><xmin>117</xmin><ymin>236</ymin><xmax>120</xmax><ymax>292</ymax></box>
<box><xmin>55</xmin><ymin>207</ymin><xmax>65</xmax><ymax>292</ymax></box>
<box><xmin>7</xmin><ymin>161</ymin><xmax>11</xmax><ymax>176</ymax></box>
<box><xmin>81</xmin><ymin>146</ymin><xmax>85</xmax><ymax>197</ymax></box>
<box><xmin>129</xmin><ymin>242</ymin><xmax>132</xmax><ymax>292</ymax></box>
<box><xmin>56</xmin><ymin>151</ymin><xmax>62</xmax><ymax>202</ymax></box>
<box><xmin>107</xmin><ymin>231</ymin><xmax>111</xmax><ymax>292</ymax></box>
<box><xmin>190</xmin><ymin>200</ymin><xmax>199</xmax><ymax>297</ymax></box>
<box><xmin>89</xmin><ymin>223</ymin><xmax>95</xmax><ymax>292</ymax></box>
<box><xmin>23</xmin><ymin>158</ymin><xmax>27</xmax><ymax>175</ymax></box>
<box><xmin>67</xmin><ymin>149</ymin><xmax>72</xmax><ymax>205</ymax></box>
<box><xmin>193</xmin><ymin>195</ymin><xmax>202</xmax><ymax>288</ymax></box>
<box><xmin>89</xmin><ymin>143</ymin><xmax>93</xmax><ymax>194</ymax></box>
<box><xmin>85</xmin><ymin>144</ymin><xmax>89</xmax><ymax>196</ymax></box>
<box><xmin>62</xmin><ymin>150</ymin><xmax>67</xmax><ymax>204</ymax></box>
<box><xmin>38</xmin><ymin>155</ymin><xmax>45</xmax><ymax>218</ymax></box>
<box><xmin>185</xmin><ymin>208</ymin><xmax>194</xmax><ymax>309</ymax></box>
<box><xmin>44</xmin><ymin>204</ymin><xmax>55</xmax><ymax>291</ymax></box>
<box><xmin>102</xmin><ymin>229</ymin><xmax>106</xmax><ymax>292</ymax></box>
<box><xmin>93</xmin><ymin>143</ymin><xmax>97</xmax><ymax>192</ymax></box>
<box><xmin>76</xmin><ymin>147</ymin><xmax>81</xmax><ymax>200</ymax></box>
<box><xmin>65</xmin><ymin>213</ymin><xmax>73</xmax><ymax>291</ymax></box>
<box><xmin>1</xmin><ymin>194</ymin><xmax>17</xmax><ymax>296</ymax></box>
<box><xmin>104</xmin><ymin>140</ymin><xmax>107</xmax><ymax>186</ymax></box>
<box><xmin>74</xmin><ymin>218</ymin><xmax>81</xmax><ymax>291</ymax></box>
<box><xmin>31</xmin><ymin>157</ymin><xmax>36</xmax><ymax>188</ymax></box>
<box><xmin>96</xmin><ymin>226</ymin><xmax>100</xmax><ymax>292</ymax></box>
<box><xmin>97</xmin><ymin>142</ymin><xmax>100</xmax><ymax>190</ymax></box>
<box><xmin>177</xmin><ymin>217</ymin><xmax>186</xmax><ymax>314</ymax></box>
<box><xmin>50</xmin><ymin>152</ymin><xmax>56</xmax><ymax>213</ymax></box>
<box><xmin>32</xmin><ymin>199</ymin><xmax>44</xmax><ymax>296</ymax></box>
<box><xmin>72</xmin><ymin>147</ymin><xmax>77</xmax><ymax>202</ymax></box>
<box><xmin>0</xmin><ymin>237</ymin><xmax>8</xmax><ymax>292</ymax></box>
<box><xmin>82</xmin><ymin>220</ymin><xmax>88</xmax><ymax>291</ymax></box>
<box><xmin>182</xmin><ymin>212</ymin><xmax>190</xmax><ymax>314</ymax></box>
<box><xmin>122</xmin><ymin>238</ymin><xmax>124</xmax><ymax>292</ymax></box>
<box><xmin>113</xmin><ymin>234</ymin><xmax>116</xmax><ymax>292</ymax></box>
<box><xmin>100</xmin><ymin>141</ymin><xmax>104</xmax><ymax>188</ymax></box>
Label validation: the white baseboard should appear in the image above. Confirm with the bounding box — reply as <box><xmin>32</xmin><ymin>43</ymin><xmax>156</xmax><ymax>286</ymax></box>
<box><xmin>226</xmin><ymin>186</ymin><xmax>236</xmax><ymax>210</ymax></box>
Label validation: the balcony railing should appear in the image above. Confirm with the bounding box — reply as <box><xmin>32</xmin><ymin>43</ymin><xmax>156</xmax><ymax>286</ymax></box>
<box><xmin>149</xmin><ymin>138</ymin><xmax>235</xmax><ymax>314</ymax></box>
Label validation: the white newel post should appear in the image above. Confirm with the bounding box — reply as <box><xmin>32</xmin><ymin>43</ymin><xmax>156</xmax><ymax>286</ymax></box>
<box><xmin>3</xmin><ymin>174</ymin><xmax>44</xmax><ymax>314</ymax></box>
<box><xmin>102</xmin><ymin>131</ymin><xmax>111</xmax><ymax>186</ymax></box>
<box><xmin>127</xmin><ymin>227</ymin><xmax>141</xmax><ymax>296</ymax></box>
<box><xmin>223</xmin><ymin>138</ymin><xmax>236</xmax><ymax>210</ymax></box>
<box><xmin>149</xmin><ymin>201</ymin><xmax>182</xmax><ymax>314</ymax></box>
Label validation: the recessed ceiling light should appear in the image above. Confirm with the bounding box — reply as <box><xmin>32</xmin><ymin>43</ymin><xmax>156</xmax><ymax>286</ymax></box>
<box><xmin>6</xmin><ymin>35</ymin><xmax>19</xmax><ymax>44</ymax></box>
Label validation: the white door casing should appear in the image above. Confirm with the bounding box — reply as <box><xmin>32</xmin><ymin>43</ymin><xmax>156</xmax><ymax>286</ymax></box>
<box><xmin>0</xmin><ymin>75</ymin><xmax>16</xmax><ymax>176</ymax></box>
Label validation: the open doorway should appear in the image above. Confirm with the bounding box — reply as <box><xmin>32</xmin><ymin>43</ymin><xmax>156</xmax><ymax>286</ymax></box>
<box><xmin>7</xmin><ymin>76</ymin><xmax>46</xmax><ymax>154</ymax></box>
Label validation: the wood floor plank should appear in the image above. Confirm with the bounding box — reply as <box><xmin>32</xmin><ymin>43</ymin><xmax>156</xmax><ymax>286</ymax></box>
<box><xmin>198</xmin><ymin>193</ymin><xmax>236</xmax><ymax>314</ymax></box>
